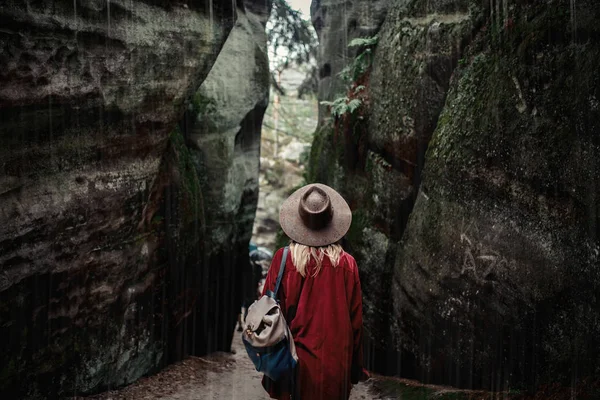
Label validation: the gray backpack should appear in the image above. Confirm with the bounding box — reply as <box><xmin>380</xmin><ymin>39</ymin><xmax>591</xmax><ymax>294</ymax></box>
<box><xmin>241</xmin><ymin>247</ymin><xmax>298</xmax><ymax>381</ymax></box>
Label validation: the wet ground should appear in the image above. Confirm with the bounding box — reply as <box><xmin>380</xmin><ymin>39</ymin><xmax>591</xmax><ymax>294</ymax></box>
<box><xmin>72</xmin><ymin>271</ymin><xmax>600</xmax><ymax>400</ymax></box>
<box><xmin>77</xmin><ymin>330</ymin><xmax>597</xmax><ymax>400</ymax></box>
<box><xmin>81</xmin><ymin>331</ymin><xmax>374</xmax><ymax>400</ymax></box>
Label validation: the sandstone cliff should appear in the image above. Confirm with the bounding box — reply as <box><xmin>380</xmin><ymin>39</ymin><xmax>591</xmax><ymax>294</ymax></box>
<box><xmin>310</xmin><ymin>0</ymin><xmax>600</xmax><ymax>391</ymax></box>
<box><xmin>183</xmin><ymin>0</ymin><xmax>271</xmax><ymax>353</ymax></box>
<box><xmin>0</xmin><ymin>0</ymin><xmax>269</xmax><ymax>397</ymax></box>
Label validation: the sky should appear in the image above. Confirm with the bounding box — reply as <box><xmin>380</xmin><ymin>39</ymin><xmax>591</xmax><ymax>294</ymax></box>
<box><xmin>287</xmin><ymin>0</ymin><xmax>312</xmax><ymax>19</ymax></box>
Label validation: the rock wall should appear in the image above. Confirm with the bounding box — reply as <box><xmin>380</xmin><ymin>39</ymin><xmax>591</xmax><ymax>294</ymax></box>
<box><xmin>394</xmin><ymin>0</ymin><xmax>600</xmax><ymax>390</ymax></box>
<box><xmin>0</xmin><ymin>0</ymin><xmax>269</xmax><ymax>397</ymax></box>
<box><xmin>308</xmin><ymin>0</ymin><xmax>392</xmax><ymax>371</ymax></box>
<box><xmin>310</xmin><ymin>0</ymin><xmax>388</xmax><ymax>120</ymax></box>
<box><xmin>182</xmin><ymin>0</ymin><xmax>271</xmax><ymax>349</ymax></box>
<box><xmin>310</xmin><ymin>0</ymin><xmax>600</xmax><ymax>391</ymax></box>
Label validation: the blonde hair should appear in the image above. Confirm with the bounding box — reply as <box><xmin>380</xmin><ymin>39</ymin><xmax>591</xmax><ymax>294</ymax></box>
<box><xmin>289</xmin><ymin>241</ymin><xmax>343</xmax><ymax>278</ymax></box>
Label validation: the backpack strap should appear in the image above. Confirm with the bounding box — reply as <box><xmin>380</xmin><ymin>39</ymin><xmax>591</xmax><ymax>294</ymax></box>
<box><xmin>267</xmin><ymin>246</ymin><xmax>289</xmax><ymax>300</ymax></box>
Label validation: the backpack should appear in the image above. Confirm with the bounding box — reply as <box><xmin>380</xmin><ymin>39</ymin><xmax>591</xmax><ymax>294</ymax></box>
<box><xmin>242</xmin><ymin>246</ymin><xmax>298</xmax><ymax>381</ymax></box>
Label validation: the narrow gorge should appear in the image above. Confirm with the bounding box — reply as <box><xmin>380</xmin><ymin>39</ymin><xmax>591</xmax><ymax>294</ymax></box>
<box><xmin>1</xmin><ymin>0</ymin><xmax>599</xmax><ymax>398</ymax></box>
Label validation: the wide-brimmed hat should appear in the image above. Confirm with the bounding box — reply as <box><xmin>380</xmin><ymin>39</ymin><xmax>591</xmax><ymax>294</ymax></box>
<box><xmin>279</xmin><ymin>183</ymin><xmax>352</xmax><ymax>247</ymax></box>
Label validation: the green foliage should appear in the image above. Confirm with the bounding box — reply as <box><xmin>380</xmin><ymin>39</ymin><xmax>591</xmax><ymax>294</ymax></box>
<box><xmin>268</xmin><ymin>0</ymin><xmax>316</xmax><ymax>66</ymax></box>
<box><xmin>191</xmin><ymin>92</ymin><xmax>217</xmax><ymax>118</ymax></box>
<box><xmin>321</xmin><ymin>35</ymin><xmax>378</xmax><ymax>120</ymax></box>
<box><xmin>347</xmin><ymin>98</ymin><xmax>362</xmax><ymax>113</ymax></box>
<box><xmin>268</xmin><ymin>0</ymin><xmax>318</xmax><ymax>95</ymax></box>
<box><xmin>320</xmin><ymin>97</ymin><xmax>362</xmax><ymax>119</ymax></box>
<box><xmin>339</xmin><ymin>35</ymin><xmax>379</xmax><ymax>83</ymax></box>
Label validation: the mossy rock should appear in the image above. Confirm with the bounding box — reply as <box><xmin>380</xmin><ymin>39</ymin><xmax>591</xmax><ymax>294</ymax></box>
<box><xmin>393</xmin><ymin>0</ymin><xmax>600</xmax><ymax>391</ymax></box>
<box><xmin>168</xmin><ymin>127</ymin><xmax>205</xmax><ymax>246</ymax></box>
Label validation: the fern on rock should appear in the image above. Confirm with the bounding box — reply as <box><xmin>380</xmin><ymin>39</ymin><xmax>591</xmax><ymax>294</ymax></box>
<box><xmin>319</xmin><ymin>35</ymin><xmax>378</xmax><ymax>173</ymax></box>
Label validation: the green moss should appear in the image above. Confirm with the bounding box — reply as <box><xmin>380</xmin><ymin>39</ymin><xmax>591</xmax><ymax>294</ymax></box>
<box><xmin>424</xmin><ymin>51</ymin><xmax>500</xmax><ymax>192</ymax></box>
<box><xmin>306</xmin><ymin>121</ymin><xmax>337</xmax><ymax>184</ymax></box>
<box><xmin>345</xmin><ymin>208</ymin><xmax>367</xmax><ymax>247</ymax></box>
<box><xmin>169</xmin><ymin>127</ymin><xmax>202</xmax><ymax>223</ymax></box>
<box><xmin>376</xmin><ymin>380</ymin><xmax>433</xmax><ymax>399</ymax></box>
<box><xmin>166</xmin><ymin>127</ymin><xmax>205</xmax><ymax>253</ymax></box>
<box><xmin>373</xmin><ymin>378</ymin><xmax>473</xmax><ymax>399</ymax></box>
<box><xmin>190</xmin><ymin>92</ymin><xmax>217</xmax><ymax>119</ymax></box>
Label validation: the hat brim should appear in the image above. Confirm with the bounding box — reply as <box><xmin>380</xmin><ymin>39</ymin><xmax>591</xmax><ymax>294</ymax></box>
<box><xmin>279</xmin><ymin>183</ymin><xmax>352</xmax><ymax>247</ymax></box>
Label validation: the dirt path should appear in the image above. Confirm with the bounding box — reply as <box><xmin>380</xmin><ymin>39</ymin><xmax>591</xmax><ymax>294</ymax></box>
<box><xmin>83</xmin><ymin>332</ymin><xmax>599</xmax><ymax>400</ymax></box>
<box><xmin>163</xmin><ymin>332</ymin><xmax>373</xmax><ymax>400</ymax></box>
<box><xmin>85</xmin><ymin>331</ymin><xmax>375</xmax><ymax>400</ymax></box>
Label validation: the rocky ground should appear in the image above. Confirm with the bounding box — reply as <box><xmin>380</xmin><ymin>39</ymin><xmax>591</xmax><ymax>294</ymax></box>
<box><xmin>72</xmin><ymin>330</ymin><xmax>599</xmax><ymax>400</ymax></box>
<box><xmin>76</xmin><ymin>331</ymin><xmax>375</xmax><ymax>400</ymax></box>
<box><xmin>76</xmin><ymin>328</ymin><xmax>599</xmax><ymax>400</ymax></box>
<box><xmin>71</xmin><ymin>331</ymin><xmax>486</xmax><ymax>400</ymax></box>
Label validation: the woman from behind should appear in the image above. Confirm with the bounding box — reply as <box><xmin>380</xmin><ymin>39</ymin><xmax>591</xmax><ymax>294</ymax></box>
<box><xmin>261</xmin><ymin>183</ymin><xmax>369</xmax><ymax>400</ymax></box>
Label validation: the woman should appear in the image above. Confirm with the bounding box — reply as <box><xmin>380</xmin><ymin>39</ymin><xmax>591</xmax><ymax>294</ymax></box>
<box><xmin>261</xmin><ymin>183</ymin><xmax>369</xmax><ymax>400</ymax></box>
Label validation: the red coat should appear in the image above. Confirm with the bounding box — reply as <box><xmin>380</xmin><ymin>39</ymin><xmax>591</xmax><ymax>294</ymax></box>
<box><xmin>261</xmin><ymin>247</ymin><xmax>369</xmax><ymax>400</ymax></box>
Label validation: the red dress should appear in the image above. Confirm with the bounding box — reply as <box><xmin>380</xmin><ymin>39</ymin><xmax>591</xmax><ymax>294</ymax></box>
<box><xmin>261</xmin><ymin>247</ymin><xmax>368</xmax><ymax>400</ymax></box>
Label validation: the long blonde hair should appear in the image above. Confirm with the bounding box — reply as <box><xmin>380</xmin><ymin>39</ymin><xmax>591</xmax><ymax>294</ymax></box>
<box><xmin>289</xmin><ymin>241</ymin><xmax>343</xmax><ymax>278</ymax></box>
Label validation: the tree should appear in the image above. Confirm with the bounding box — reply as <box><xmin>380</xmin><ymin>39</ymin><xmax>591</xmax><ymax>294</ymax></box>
<box><xmin>267</xmin><ymin>0</ymin><xmax>318</xmax><ymax>96</ymax></box>
<box><xmin>266</xmin><ymin>0</ymin><xmax>318</xmax><ymax>157</ymax></box>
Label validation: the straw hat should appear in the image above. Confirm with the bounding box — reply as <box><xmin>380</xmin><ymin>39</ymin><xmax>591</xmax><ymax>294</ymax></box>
<box><xmin>279</xmin><ymin>183</ymin><xmax>352</xmax><ymax>247</ymax></box>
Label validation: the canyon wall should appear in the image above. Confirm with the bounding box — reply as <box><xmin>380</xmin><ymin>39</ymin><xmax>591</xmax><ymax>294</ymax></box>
<box><xmin>0</xmin><ymin>0</ymin><xmax>270</xmax><ymax>397</ymax></box>
<box><xmin>310</xmin><ymin>0</ymin><xmax>600</xmax><ymax>391</ymax></box>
